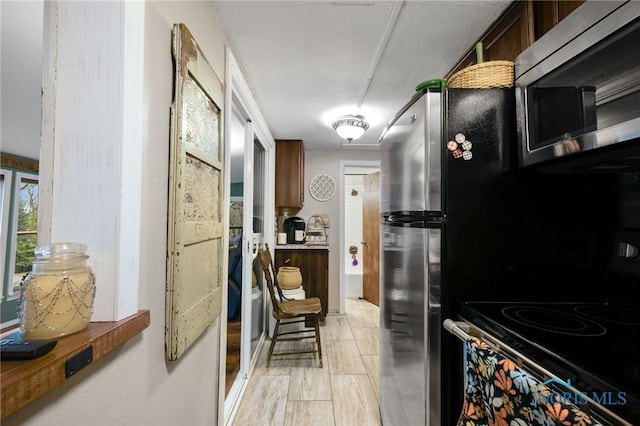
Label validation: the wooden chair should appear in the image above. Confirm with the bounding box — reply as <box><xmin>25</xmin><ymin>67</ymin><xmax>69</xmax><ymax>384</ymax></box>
<box><xmin>257</xmin><ymin>244</ymin><xmax>323</xmax><ymax>368</ymax></box>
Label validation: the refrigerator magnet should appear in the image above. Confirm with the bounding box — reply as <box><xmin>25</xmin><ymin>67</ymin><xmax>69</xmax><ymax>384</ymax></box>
<box><xmin>449</xmin><ymin>132</ymin><xmax>473</xmax><ymax>160</ymax></box>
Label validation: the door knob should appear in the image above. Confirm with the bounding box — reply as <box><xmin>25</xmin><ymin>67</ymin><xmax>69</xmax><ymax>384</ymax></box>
<box><xmin>250</xmin><ymin>234</ymin><xmax>261</xmax><ymax>259</ymax></box>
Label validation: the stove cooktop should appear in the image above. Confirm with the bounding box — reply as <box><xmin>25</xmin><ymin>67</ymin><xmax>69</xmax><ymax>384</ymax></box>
<box><xmin>459</xmin><ymin>301</ymin><xmax>640</xmax><ymax>424</ymax></box>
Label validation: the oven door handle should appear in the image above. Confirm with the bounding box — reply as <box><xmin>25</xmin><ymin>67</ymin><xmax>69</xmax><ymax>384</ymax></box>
<box><xmin>444</xmin><ymin>319</ymin><xmax>557</xmax><ymax>379</ymax></box>
<box><xmin>443</xmin><ymin>319</ymin><xmax>554</xmax><ymax>374</ymax></box>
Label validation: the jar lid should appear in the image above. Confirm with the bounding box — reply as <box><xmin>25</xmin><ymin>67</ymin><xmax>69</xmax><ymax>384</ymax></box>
<box><xmin>34</xmin><ymin>242</ymin><xmax>89</xmax><ymax>261</ymax></box>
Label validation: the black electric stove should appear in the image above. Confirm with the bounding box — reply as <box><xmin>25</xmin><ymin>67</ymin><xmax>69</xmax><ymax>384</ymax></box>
<box><xmin>459</xmin><ymin>301</ymin><xmax>640</xmax><ymax>424</ymax></box>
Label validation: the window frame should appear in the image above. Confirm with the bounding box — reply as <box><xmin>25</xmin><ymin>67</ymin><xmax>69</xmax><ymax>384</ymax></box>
<box><xmin>1</xmin><ymin>165</ymin><xmax>39</xmax><ymax>328</ymax></box>
<box><xmin>7</xmin><ymin>171</ymin><xmax>39</xmax><ymax>298</ymax></box>
<box><xmin>0</xmin><ymin>169</ymin><xmax>13</xmax><ymax>303</ymax></box>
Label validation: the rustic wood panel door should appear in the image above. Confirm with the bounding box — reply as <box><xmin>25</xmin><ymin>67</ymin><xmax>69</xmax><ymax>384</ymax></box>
<box><xmin>362</xmin><ymin>172</ymin><xmax>380</xmax><ymax>306</ymax></box>
<box><xmin>166</xmin><ymin>23</ymin><xmax>225</xmax><ymax>360</ymax></box>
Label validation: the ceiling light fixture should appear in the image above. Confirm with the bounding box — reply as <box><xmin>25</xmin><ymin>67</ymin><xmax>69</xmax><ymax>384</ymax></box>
<box><xmin>332</xmin><ymin>115</ymin><xmax>369</xmax><ymax>142</ymax></box>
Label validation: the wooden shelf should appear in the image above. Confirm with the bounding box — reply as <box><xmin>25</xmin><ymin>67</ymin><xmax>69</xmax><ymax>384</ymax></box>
<box><xmin>1</xmin><ymin>310</ymin><xmax>150</xmax><ymax>420</ymax></box>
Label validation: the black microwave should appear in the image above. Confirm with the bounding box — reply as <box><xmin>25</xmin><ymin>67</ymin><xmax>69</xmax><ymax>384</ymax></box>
<box><xmin>515</xmin><ymin>1</ymin><xmax>640</xmax><ymax>171</ymax></box>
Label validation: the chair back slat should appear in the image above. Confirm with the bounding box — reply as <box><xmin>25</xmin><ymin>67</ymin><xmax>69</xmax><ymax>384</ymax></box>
<box><xmin>263</xmin><ymin>244</ymin><xmax>287</xmax><ymax>301</ymax></box>
<box><xmin>257</xmin><ymin>245</ymin><xmax>283</xmax><ymax>316</ymax></box>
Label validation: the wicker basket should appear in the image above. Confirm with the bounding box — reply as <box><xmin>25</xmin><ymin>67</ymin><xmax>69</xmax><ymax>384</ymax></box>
<box><xmin>277</xmin><ymin>266</ymin><xmax>302</xmax><ymax>290</ymax></box>
<box><xmin>447</xmin><ymin>60</ymin><xmax>514</xmax><ymax>89</ymax></box>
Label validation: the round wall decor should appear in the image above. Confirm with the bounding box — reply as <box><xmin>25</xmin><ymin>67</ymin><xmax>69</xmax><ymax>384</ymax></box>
<box><xmin>309</xmin><ymin>174</ymin><xmax>336</xmax><ymax>201</ymax></box>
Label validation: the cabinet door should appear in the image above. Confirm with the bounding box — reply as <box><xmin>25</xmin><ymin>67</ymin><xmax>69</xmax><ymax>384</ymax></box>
<box><xmin>275</xmin><ymin>139</ymin><xmax>304</xmax><ymax>209</ymax></box>
<box><xmin>275</xmin><ymin>249</ymin><xmax>328</xmax><ymax>322</ymax></box>
<box><xmin>448</xmin><ymin>0</ymin><xmax>586</xmax><ymax>78</ymax></box>
<box><xmin>532</xmin><ymin>0</ymin><xmax>584</xmax><ymax>40</ymax></box>
<box><xmin>483</xmin><ymin>1</ymin><xmax>534</xmax><ymax>63</ymax></box>
<box><xmin>447</xmin><ymin>2</ymin><xmax>533</xmax><ymax>76</ymax></box>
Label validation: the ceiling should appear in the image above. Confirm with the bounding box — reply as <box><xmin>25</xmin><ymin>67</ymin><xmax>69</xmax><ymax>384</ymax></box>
<box><xmin>211</xmin><ymin>0</ymin><xmax>512</xmax><ymax>151</ymax></box>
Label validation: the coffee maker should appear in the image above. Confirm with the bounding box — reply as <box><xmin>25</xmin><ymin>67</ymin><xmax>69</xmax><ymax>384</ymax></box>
<box><xmin>284</xmin><ymin>217</ymin><xmax>306</xmax><ymax>244</ymax></box>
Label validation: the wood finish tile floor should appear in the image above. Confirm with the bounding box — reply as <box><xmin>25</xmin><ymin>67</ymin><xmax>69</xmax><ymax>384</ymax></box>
<box><xmin>232</xmin><ymin>298</ymin><xmax>381</xmax><ymax>426</ymax></box>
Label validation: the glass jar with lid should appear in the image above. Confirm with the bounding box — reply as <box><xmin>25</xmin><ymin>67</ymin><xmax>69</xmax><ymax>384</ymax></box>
<box><xmin>19</xmin><ymin>242</ymin><xmax>96</xmax><ymax>340</ymax></box>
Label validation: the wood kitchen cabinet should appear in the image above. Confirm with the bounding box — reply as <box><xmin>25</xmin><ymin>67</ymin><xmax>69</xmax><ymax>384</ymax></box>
<box><xmin>274</xmin><ymin>247</ymin><xmax>328</xmax><ymax>324</ymax></box>
<box><xmin>531</xmin><ymin>0</ymin><xmax>584</xmax><ymax>40</ymax></box>
<box><xmin>275</xmin><ymin>139</ymin><xmax>304</xmax><ymax>210</ymax></box>
<box><xmin>450</xmin><ymin>1</ymin><xmax>532</xmax><ymax>74</ymax></box>
<box><xmin>447</xmin><ymin>0</ymin><xmax>584</xmax><ymax>77</ymax></box>
<box><xmin>482</xmin><ymin>1</ymin><xmax>533</xmax><ymax>63</ymax></box>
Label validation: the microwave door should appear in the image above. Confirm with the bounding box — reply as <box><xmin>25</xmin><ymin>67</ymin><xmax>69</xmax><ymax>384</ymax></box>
<box><xmin>515</xmin><ymin>2</ymin><xmax>640</xmax><ymax>167</ymax></box>
<box><xmin>380</xmin><ymin>90</ymin><xmax>442</xmax><ymax>217</ymax></box>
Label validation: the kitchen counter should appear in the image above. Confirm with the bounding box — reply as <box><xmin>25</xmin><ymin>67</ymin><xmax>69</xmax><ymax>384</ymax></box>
<box><xmin>275</xmin><ymin>246</ymin><xmax>329</xmax><ymax>322</ymax></box>
<box><xmin>275</xmin><ymin>244</ymin><xmax>329</xmax><ymax>250</ymax></box>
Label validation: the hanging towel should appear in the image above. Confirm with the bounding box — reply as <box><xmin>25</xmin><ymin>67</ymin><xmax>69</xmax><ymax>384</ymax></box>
<box><xmin>457</xmin><ymin>336</ymin><xmax>603</xmax><ymax>426</ymax></box>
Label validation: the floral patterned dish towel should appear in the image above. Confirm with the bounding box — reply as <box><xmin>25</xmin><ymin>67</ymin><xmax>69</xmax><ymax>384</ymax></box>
<box><xmin>457</xmin><ymin>336</ymin><xmax>603</xmax><ymax>426</ymax></box>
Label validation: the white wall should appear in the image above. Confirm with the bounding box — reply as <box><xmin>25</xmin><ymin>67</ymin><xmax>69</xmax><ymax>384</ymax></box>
<box><xmin>0</xmin><ymin>0</ymin><xmax>43</xmax><ymax>159</ymax></box>
<box><xmin>297</xmin><ymin>149</ymin><xmax>379</xmax><ymax>313</ymax></box>
<box><xmin>3</xmin><ymin>2</ymin><xmax>229</xmax><ymax>425</ymax></box>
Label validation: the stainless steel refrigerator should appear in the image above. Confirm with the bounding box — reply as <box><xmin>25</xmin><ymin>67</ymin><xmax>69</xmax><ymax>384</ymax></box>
<box><xmin>379</xmin><ymin>84</ymin><xmax>517</xmax><ymax>425</ymax></box>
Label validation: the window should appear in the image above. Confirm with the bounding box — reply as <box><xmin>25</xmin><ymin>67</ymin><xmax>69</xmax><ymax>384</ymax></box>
<box><xmin>11</xmin><ymin>173</ymin><xmax>39</xmax><ymax>290</ymax></box>
<box><xmin>1</xmin><ymin>168</ymin><xmax>39</xmax><ymax>327</ymax></box>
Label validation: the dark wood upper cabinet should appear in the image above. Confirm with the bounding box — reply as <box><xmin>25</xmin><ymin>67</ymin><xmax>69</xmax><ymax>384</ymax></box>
<box><xmin>533</xmin><ymin>0</ymin><xmax>585</xmax><ymax>40</ymax></box>
<box><xmin>483</xmin><ymin>1</ymin><xmax>534</xmax><ymax>63</ymax></box>
<box><xmin>275</xmin><ymin>139</ymin><xmax>304</xmax><ymax>211</ymax></box>
<box><xmin>448</xmin><ymin>2</ymin><xmax>532</xmax><ymax>76</ymax></box>
<box><xmin>447</xmin><ymin>0</ymin><xmax>585</xmax><ymax>78</ymax></box>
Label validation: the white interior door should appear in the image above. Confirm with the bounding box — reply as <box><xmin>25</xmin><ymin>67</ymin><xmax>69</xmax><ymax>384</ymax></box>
<box><xmin>240</xmin><ymin>128</ymin><xmax>269</xmax><ymax>375</ymax></box>
<box><xmin>226</xmin><ymin>107</ymin><xmax>248</xmax><ymax>402</ymax></box>
<box><xmin>225</xmin><ymin>103</ymin><xmax>269</xmax><ymax>412</ymax></box>
<box><xmin>249</xmin><ymin>136</ymin><xmax>267</xmax><ymax>357</ymax></box>
<box><xmin>223</xmin><ymin>48</ymin><xmax>275</xmax><ymax>425</ymax></box>
<box><xmin>239</xmin><ymin>121</ymin><xmax>256</xmax><ymax>377</ymax></box>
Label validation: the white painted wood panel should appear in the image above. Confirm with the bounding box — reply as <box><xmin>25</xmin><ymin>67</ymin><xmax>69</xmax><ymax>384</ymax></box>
<box><xmin>39</xmin><ymin>1</ymin><xmax>144</xmax><ymax>321</ymax></box>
